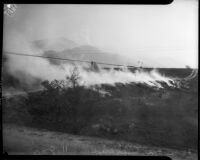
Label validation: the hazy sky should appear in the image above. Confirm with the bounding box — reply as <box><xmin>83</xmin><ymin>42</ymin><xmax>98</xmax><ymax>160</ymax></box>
<box><xmin>3</xmin><ymin>1</ymin><xmax>198</xmax><ymax>68</ymax></box>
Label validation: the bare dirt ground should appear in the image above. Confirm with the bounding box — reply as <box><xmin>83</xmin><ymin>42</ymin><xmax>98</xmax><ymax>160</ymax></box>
<box><xmin>3</xmin><ymin>124</ymin><xmax>198</xmax><ymax>160</ymax></box>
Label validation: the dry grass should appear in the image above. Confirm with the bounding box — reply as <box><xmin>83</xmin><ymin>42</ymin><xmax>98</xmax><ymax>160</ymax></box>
<box><xmin>3</xmin><ymin>124</ymin><xmax>198</xmax><ymax>160</ymax></box>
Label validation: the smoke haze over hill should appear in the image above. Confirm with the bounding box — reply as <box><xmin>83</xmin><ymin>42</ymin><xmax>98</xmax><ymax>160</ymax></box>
<box><xmin>2</xmin><ymin>3</ymin><xmax>198</xmax><ymax>96</ymax></box>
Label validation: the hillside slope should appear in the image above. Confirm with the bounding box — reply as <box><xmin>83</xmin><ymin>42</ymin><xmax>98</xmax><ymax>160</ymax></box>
<box><xmin>3</xmin><ymin>124</ymin><xmax>197</xmax><ymax>159</ymax></box>
<box><xmin>2</xmin><ymin>68</ymin><xmax>198</xmax><ymax>155</ymax></box>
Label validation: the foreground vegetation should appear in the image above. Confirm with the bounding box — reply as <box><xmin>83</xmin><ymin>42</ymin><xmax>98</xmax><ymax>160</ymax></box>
<box><xmin>3</xmin><ymin>68</ymin><xmax>198</xmax><ymax>152</ymax></box>
<box><xmin>3</xmin><ymin>124</ymin><xmax>197</xmax><ymax>159</ymax></box>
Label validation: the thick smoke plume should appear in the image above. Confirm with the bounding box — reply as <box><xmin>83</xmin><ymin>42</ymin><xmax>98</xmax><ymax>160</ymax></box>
<box><xmin>4</xmin><ymin>53</ymin><xmax>176</xmax><ymax>90</ymax></box>
<box><xmin>2</xmin><ymin>36</ymin><xmax>178</xmax><ymax>96</ymax></box>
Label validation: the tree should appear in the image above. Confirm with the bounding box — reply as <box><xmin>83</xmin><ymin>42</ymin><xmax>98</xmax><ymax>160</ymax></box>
<box><xmin>66</xmin><ymin>65</ymin><xmax>81</xmax><ymax>89</ymax></box>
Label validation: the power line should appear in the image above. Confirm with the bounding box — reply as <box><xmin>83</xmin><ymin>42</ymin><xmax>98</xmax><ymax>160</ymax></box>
<box><xmin>3</xmin><ymin>51</ymin><xmax>137</xmax><ymax>68</ymax></box>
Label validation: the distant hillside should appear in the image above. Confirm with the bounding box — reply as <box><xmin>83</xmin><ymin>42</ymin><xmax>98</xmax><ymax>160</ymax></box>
<box><xmin>42</xmin><ymin>45</ymin><xmax>132</xmax><ymax>66</ymax></box>
<box><xmin>32</xmin><ymin>37</ymin><xmax>78</xmax><ymax>52</ymax></box>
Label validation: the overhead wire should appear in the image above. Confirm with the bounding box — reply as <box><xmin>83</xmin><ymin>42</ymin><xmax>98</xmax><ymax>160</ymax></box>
<box><xmin>3</xmin><ymin>51</ymin><xmax>137</xmax><ymax>68</ymax></box>
<box><xmin>2</xmin><ymin>50</ymin><xmax>138</xmax><ymax>97</ymax></box>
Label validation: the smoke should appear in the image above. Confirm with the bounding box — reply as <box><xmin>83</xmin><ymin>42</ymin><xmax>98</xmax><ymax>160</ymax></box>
<box><xmin>4</xmin><ymin>52</ymin><xmax>175</xmax><ymax>90</ymax></box>
<box><xmin>3</xmin><ymin>35</ymin><xmax>177</xmax><ymax>95</ymax></box>
<box><xmin>73</xmin><ymin>66</ymin><xmax>175</xmax><ymax>88</ymax></box>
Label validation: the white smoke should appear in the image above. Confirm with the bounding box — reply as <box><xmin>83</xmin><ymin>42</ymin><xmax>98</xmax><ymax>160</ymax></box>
<box><xmin>4</xmin><ymin>52</ymin><xmax>175</xmax><ymax>89</ymax></box>
<box><xmin>75</xmin><ymin>66</ymin><xmax>175</xmax><ymax>88</ymax></box>
<box><xmin>3</xmin><ymin>34</ymin><xmax>176</xmax><ymax>91</ymax></box>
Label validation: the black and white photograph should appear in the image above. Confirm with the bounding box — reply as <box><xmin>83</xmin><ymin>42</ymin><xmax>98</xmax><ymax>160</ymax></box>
<box><xmin>2</xmin><ymin>1</ymin><xmax>198</xmax><ymax>159</ymax></box>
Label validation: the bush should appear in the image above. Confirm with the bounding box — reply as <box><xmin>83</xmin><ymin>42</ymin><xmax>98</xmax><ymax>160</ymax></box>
<box><xmin>25</xmin><ymin>66</ymin><xmax>103</xmax><ymax>133</ymax></box>
<box><xmin>4</xmin><ymin>67</ymin><xmax>197</xmax><ymax>150</ymax></box>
